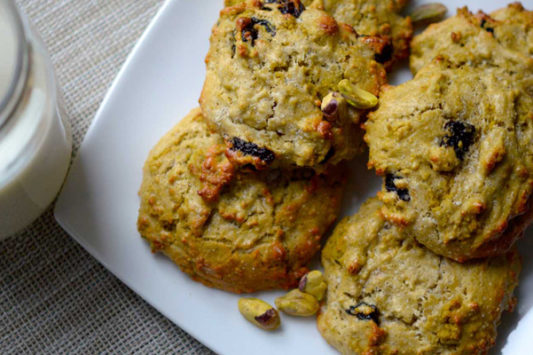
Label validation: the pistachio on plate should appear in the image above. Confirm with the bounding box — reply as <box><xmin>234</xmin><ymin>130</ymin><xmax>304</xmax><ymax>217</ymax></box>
<box><xmin>238</xmin><ymin>298</ymin><xmax>281</xmax><ymax>330</ymax></box>
<box><xmin>275</xmin><ymin>289</ymin><xmax>319</xmax><ymax>317</ymax></box>
<box><xmin>299</xmin><ymin>270</ymin><xmax>327</xmax><ymax>301</ymax></box>
<box><xmin>410</xmin><ymin>3</ymin><xmax>447</xmax><ymax>24</ymax></box>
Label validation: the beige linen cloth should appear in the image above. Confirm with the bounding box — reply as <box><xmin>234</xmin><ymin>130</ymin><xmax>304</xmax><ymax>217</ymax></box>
<box><xmin>1</xmin><ymin>1</ymin><xmax>212</xmax><ymax>353</ymax></box>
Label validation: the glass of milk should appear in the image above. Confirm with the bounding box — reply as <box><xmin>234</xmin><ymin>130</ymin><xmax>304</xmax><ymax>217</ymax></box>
<box><xmin>0</xmin><ymin>1</ymin><xmax>72</xmax><ymax>239</ymax></box>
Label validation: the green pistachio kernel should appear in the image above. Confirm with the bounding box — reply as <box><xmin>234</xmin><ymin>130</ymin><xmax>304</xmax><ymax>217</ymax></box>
<box><xmin>275</xmin><ymin>289</ymin><xmax>319</xmax><ymax>317</ymax></box>
<box><xmin>238</xmin><ymin>298</ymin><xmax>280</xmax><ymax>330</ymax></box>
<box><xmin>338</xmin><ymin>79</ymin><xmax>378</xmax><ymax>109</ymax></box>
<box><xmin>299</xmin><ymin>270</ymin><xmax>327</xmax><ymax>301</ymax></box>
<box><xmin>411</xmin><ymin>3</ymin><xmax>447</xmax><ymax>24</ymax></box>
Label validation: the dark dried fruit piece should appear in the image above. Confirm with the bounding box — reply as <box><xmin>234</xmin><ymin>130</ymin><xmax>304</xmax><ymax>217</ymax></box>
<box><xmin>252</xmin><ymin>17</ymin><xmax>276</xmax><ymax>36</ymax></box>
<box><xmin>320</xmin><ymin>148</ymin><xmax>335</xmax><ymax>165</ymax></box>
<box><xmin>161</xmin><ymin>220</ymin><xmax>176</xmax><ymax>232</ymax></box>
<box><xmin>278</xmin><ymin>0</ymin><xmax>305</xmax><ymax>18</ymax></box>
<box><xmin>345</xmin><ymin>302</ymin><xmax>380</xmax><ymax>324</ymax></box>
<box><xmin>385</xmin><ymin>174</ymin><xmax>410</xmax><ymax>202</ymax></box>
<box><xmin>374</xmin><ymin>42</ymin><xmax>393</xmax><ymax>64</ymax></box>
<box><xmin>440</xmin><ymin>121</ymin><xmax>476</xmax><ymax>160</ymax></box>
<box><xmin>359</xmin><ymin>35</ymin><xmax>392</xmax><ymax>66</ymax></box>
<box><xmin>480</xmin><ymin>19</ymin><xmax>495</xmax><ymax>34</ymax></box>
<box><xmin>238</xmin><ymin>17</ymin><xmax>276</xmax><ymax>46</ymax></box>
<box><xmin>229</xmin><ymin>137</ymin><xmax>275</xmax><ymax>164</ymax></box>
<box><xmin>265</xmin><ymin>0</ymin><xmax>305</xmax><ymax>18</ymax></box>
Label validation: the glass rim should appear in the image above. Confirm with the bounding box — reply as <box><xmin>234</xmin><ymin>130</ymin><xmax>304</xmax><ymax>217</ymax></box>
<box><xmin>0</xmin><ymin>0</ymin><xmax>30</xmax><ymax>129</ymax></box>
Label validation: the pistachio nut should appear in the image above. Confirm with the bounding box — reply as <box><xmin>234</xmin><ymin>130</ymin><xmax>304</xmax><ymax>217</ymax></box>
<box><xmin>338</xmin><ymin>79</ymin><xmax>378</xmax><ymax>109</ymax></box>
<box><xmin>410</xmin><ymin>3</ymin><xmax>447</xmax><ymax>24</ymax></box>
<box><xmin>298</xmin><ymin>270</ymin><xmax>327</xmax><ymax>301</ymax></box>
<box><xmin>238</xmin><ymin>298</ymin><xmax>281</xmax><ymax>330</ymax></box>
<box><xmin>321</xmin><ymin>92</ymin><xmax>347</xmax><ymax>121</ymax></box>
<box><xmin>275</xmin><ymin>289</ymin><xmax>319</xmax><ymax>317</ymax></box>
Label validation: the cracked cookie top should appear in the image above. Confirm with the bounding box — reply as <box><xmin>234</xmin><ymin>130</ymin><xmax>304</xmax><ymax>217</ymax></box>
<box><xmin>313</xmin><ymin>0</ymin><xmax>412</xmax><ymax>68</ymax></box>
<box><xmin>201</xmin><ymin>0</ymin><xmax>386</xmax><ymax>170</ymax></box>
<box><xmin>226</xmin><ymin>0</ymin><xmax>413</xmax><ymax>68</ymax></box>
<box><xmin>365</xmin><ymin>6</ymin><xmax>533</xmax><ymax>261</ymax></box>
<box><xmin>411</xmin><ymin>5</ymin><xmax>533</xmax><ymax>74</ymax></box>
<box><xmin>137</xmin><ymin>108</ymin><xmax>345</xmax><ymax>293</ymax></box>
<box><xmin>318</xmin><ymin>198</ymin><xmax>521</xmax><ymax>355</ymax></box>
<box><xmin>490</xmin><ymin>2</ymin><xmax>533</xmax><ymax>57</ymax></box>
<box><xmin>365</xmin><ymin>58</ymin><xmax>533</xmax><ymax>261</ymax></box>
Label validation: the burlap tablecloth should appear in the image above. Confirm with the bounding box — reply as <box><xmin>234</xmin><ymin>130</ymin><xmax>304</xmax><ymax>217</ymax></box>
<box><xmin>1</xmin><ymin>1</ymin><xmax>213</xmax><ymax>353</ymax></box>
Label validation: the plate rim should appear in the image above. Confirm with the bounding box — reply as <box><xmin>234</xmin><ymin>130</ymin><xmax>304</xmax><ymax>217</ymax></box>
<box><xmin>54</xmin><ymin>0</ymin><xmax>216</xmax><ymax>351</ymax></box>
<box><xmin>53</xmin><ymin>0</ymin><xmax>533</xmax><ymax>353</ymax></box>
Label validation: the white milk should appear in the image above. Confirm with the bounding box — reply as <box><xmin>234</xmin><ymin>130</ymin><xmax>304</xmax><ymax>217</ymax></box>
<box><xmin>0</xmin><ymin>2</ymin><xmax>72</xmax><ymax>238</ymax></box>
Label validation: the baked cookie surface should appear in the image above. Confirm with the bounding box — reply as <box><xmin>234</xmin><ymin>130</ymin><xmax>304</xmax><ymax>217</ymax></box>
<box><xmin>225</xmin><ymin>0</ymin><xmax>412</xmax><ymax>68</ymax></box>
<box><xmin>411</xmin><ymin>5</ymin><xmax>533</xmax><ymax>73</ymax></box>
<box><xmin>365</xmin><ymin>6</ymin><xmax>533</xmax><ymax>261</ymax></box>
<box><xmin>365</xmin><ymin>59</ymin><xmax>533</xmax><ymax>261</ymax></box>
<box><xmin>318</xmin><ymin>198</ymin><xmax>521</xmax><ymax>355</ymax></box>
<box><xmin>490</xmin><ymin>2</ymin><xmax>533</xmax><ymax>57</ymax></box>
<box><xmin>137</xmin><ymin>108</ymin><xmax>345</xmax><ymax>293</ymax></box>
<box><xmin>201</xmin><ymin>0</ymin><xmax>386</xmax><ymax>169</ymax></box>
<box><xmin>316</xmin><ymin>0</ymin><xmax>412</xmax><ymax>67</ymax></box>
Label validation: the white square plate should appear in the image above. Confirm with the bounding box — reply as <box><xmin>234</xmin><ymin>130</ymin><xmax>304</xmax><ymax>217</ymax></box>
<box><xmin>55</xmin><ymin>0</ymin><xmax>533</xmax><ymax>353</ymax></box>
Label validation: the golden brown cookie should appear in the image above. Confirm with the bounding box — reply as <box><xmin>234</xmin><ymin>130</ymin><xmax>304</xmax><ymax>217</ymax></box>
<box><xmin>365</xmin><ymin>5</ymin><xmax>533</xmax><ymax>261</ymax></box>
<box><xmin>137</xmin><ymin>108</ymin><xmax>345</xmax><ymax>293</ymax></box>
<box><xmin>225</xmin><ymin>0</ymin><xmax>413</xmax><ymax>68</ymax></box>
<box><xmin>411</xmin><ymin>5</ymin><xmax>533</xmax><ymax>73</ymax></box>
<box><xmin>201</xmin><ymin>0</ymin><xmax>386</xmax><ymax>170</ymax></box>
<box><xmin>365</xmin><ymin>58</ymin><xmax>533</xmax><ymax>261</ymax></box>
<box><xmin>314</xmin><ymin>0</ymin><xmax>412</xmax><ymax>68</ymax></box>
<box><xmin>318</xmin><ymin>198</ymin><xmax>521</xmax><ymax>355</ymax></box>
<box><xmin>490</xmin><ymin>2</ymin><xmax>533</xmax><ymax>57</ymax></box>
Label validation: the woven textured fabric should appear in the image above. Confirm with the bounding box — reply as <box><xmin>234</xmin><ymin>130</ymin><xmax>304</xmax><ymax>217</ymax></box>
<box><xmin>1</xmin><ymin>1</ymin><xmax>213</xmax><ymax>353</ymax></box>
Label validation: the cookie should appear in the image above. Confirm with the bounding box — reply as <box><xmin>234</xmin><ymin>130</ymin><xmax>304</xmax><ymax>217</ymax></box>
<box><xmin>411</xmin><ymin>5</ymin><xmax>533</xmax><ymax>74</ymax></box>
<box><xmin>224</xmin><ymin>0</ymin><xmax>413</xmax><ymax>68</ymax></box>
<box><xmin>365</xmin><ymin>10</ymin><xmax>533</xmax><ymax>261</ymax></box>
<box><xmin>318</xmin><ymin>198</ymin><xmax>521</xmax><ymax>355</ymax></box>
<box><xmin>490</xmin><ymin>2</ymin><xmax>533</xmax><ymax>57</ymax></box>
<box><xmin>137</xmin><ymin>108</ymin><xmax>345</xmax><ymax>293</ymax></box>
<box><xmin>201</xmin><ymin>0</ymin><xmax>386</xmax><ymax>170</ymax></box>
<box><xmin>315</xmin><ymin>0</ymin><xmax>412</xmax><ymax>68</ymax></box>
